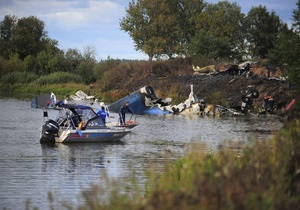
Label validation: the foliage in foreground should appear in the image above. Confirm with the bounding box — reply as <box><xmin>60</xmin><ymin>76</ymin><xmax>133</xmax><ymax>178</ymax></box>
<box><xmin>41</xmin><ymin>120</ymin><xmax>300</xmax><ymax>210</ymax></box>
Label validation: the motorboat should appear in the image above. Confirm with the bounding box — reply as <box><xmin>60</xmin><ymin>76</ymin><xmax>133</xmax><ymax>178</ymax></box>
<box><xmin>40</xmin><ymin>104</ymin><xmax>131</xmax><ymax>144</ymax></box>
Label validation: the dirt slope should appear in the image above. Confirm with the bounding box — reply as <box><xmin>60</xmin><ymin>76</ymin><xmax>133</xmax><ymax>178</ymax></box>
<box><xmin>135</xmin><ymin>64</ymin><xmax>295</xmax><ymax>112</ymax></box>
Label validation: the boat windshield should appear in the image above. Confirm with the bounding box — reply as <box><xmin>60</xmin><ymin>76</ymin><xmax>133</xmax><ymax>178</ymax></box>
<box><xmin>56</xmin><ymin>106</ymin><xmax>105</xmax><ymax>127</ymax></box>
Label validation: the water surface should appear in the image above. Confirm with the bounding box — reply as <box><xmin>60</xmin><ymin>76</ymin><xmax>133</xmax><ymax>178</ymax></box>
<box><xmin>0</xmin><ymin>98</ymin><xmax>283</xmax><ymax>209</ymax></box>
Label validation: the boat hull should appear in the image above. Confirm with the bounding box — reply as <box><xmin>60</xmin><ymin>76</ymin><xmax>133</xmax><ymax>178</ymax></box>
<box><xmin>106</xmin><ymin>120</ymin><xmax>138</xmax><ymax>129</ymax></box>
<box><xmin>56</xmin><ymin>128</ymin><xmax>131</xmax><ymax>143</ymax></box>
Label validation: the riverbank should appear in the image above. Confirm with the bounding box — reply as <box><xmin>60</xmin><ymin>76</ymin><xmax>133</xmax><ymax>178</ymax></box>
<box><xmin>1</xmin><ymin>59</ymin><xmax>298</xmax><ymax>118</ymax></box>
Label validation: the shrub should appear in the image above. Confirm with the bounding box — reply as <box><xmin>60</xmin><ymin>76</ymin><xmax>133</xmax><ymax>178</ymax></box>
<box><xmin>34</xmin><ymin>72</ymin><xmax>83</xmax><ymax>85</ymax></box>
<box><xmin>0</xmin><ymin>71</ymin><xmax>38</xmax><ymax>85</ymax></box>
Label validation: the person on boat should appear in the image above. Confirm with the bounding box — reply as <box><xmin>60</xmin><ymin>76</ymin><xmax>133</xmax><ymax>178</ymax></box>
<box><xmin>97</xmin><ymin>106</ymin><xmax>109</xmax><ymax>124</ymax></box>
<box><xmin>119</xmin><ymin>102</ymin><xmax>133</xmax><ymax>125</ymax></box>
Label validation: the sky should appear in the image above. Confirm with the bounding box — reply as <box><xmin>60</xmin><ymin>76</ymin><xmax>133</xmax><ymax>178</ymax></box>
<box><xmin>0</xmin><ymin>0</ymin><xmax>298</xmax><ymax>61</ymax></box>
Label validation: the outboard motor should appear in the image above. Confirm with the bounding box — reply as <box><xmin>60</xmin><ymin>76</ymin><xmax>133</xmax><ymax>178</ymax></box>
<box><xmin>40</xmin><ymin>119</ymin><xmax>59</xmax><ymax>144</ymax></box>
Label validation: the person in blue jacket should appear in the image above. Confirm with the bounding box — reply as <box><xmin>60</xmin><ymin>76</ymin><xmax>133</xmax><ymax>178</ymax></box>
<box><xmin>119</xmin><ymin>102</ymin><xmax>133</xmax><ymax>125</ymax></box>
<box><xmin>97</xmin><ymin>106</ymin><xmax>109</xmax><ymax>124</ymax></box>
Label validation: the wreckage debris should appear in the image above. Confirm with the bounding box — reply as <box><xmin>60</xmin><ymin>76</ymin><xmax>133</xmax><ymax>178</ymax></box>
<box><xmin>192</xmin><ymin>61</ymin><xmax>287</xmax><ymax>81</ymax></box>
<box><xmin>107</xmin><ymin>85</ymin><xmax>249</xmax><ymax>117</ymax></box>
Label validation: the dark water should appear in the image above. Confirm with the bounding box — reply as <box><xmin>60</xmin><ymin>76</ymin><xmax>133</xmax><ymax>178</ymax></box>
<box><xmin>0</xmin><ymin>98</ymin><xmax>283</xmax><ymax>209</ymax></box>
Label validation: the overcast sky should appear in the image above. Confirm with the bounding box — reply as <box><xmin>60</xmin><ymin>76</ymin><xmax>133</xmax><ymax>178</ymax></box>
<box><xmin>0</xmin><ymin>0</ymin><xmax>298</xmax><ymax>60</ymax></box>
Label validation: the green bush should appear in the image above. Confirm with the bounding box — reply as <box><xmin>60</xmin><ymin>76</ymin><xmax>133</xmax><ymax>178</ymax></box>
<box><xmin>34</xmin><ymin>72</ymin><xmax>83</xmax><ymax>85</ymax></box>
<box><xmin>0</xmin><ymin>71</ymin><xmax>38</xmax><ymax>85</ymax></box>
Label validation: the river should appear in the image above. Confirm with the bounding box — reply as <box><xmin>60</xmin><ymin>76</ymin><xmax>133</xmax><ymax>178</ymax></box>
<box><xmin>0</xmin><ymin>98</ymin><xmax>283</xmax><ymax>209</ymax></box>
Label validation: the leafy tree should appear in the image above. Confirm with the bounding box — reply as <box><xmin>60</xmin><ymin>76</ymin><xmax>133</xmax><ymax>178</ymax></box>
<box><xmin>0</xmin><ymin>15</ymin><xmax>59</xmax><ymax>61</ymax></box>
<box><xmin>12</xmin><ymin>16</ymin><xmax>47</xmax><ymax>60</ymax></box>
<box><xmin>176</xmin><ymin>0</ymin><xmax>206</xmax><ymax>44</ymax></box>
<box><xmin>268</xmin><ymin>1</ymin><xmax>300</xmax><ymax>91</ymax></box>
<box><xmin>74</xmin><ymin>46</ymin><xmax>97</xmax><ymax>84</ymax></box>
<box><xmin>245</xmin><ymin>5</ymin><xmax>282</xmax><ymax>59</ymax></box>
<box><xmin>0</xmin><ymin>15</ymin><xmax>18</xmax><ymax>59</ymax></box>
<box><xmin>64</xmin><ymin>48</ymin><xmax>83</xmax><ymax>73</ymax></box>
<box><xmin>292</xmin><ymin>0</ymin><xmax>300</xmax><ymax>32</ymax></box>
<box><xmin>269</xmin><ymin>26</ymin><xmax>300</xmax><ymax>67</ymax></box>
<box><xmin>34</xmin><ymin>38</ymin><xmax>62</xmax><ymax>75</ymax></box>
<box><xmin>189</xmin><ymin>29</ymin><xmax>235</xmax><ymax>60</ymax></box>
<box><xmin>120</xmin><ymin>0</ymin><xmax>185</xmax><ymax>61</ymax></box>
<box><xmin>36</xmin><ymin>50</ymin><xmax>59</xmax><ymax>75</ymax></box>
<box><xmin>195</xmin><ymin>1</ymin><xmax>245</xmax><ymax>55</ymax></box>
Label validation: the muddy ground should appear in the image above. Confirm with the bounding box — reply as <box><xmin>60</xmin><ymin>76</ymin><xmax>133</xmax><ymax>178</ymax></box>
<box><xmin>134</xmin><ymin>63</ymin><xmax>297</xmax><ymax>114</ymax></box>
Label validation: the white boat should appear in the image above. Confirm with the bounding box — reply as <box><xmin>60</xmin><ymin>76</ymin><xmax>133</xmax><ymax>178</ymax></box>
<box><xmin>40</xmin><ymin>104</ymin><xmax>131</xmax><ymax>144</ymax></box>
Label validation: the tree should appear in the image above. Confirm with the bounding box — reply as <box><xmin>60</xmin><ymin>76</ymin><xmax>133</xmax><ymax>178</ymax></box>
<box><xmin>0</xmin><ymin>15</ymin><xmax>18</xmax><ymax>59</ymax></box>
<box><xmin>174</xmin><ymin>0</ymin><xmax>206</xmax><ymax>48</ymax></box>
<box><xmin>245</xmin><ymin>6</ymin><xmax>282</xmax><ymax>59</ymax></box>
<box><xmin>189</xmin><ymin>29</ymin><xmax>236</xmax><ymax>60</ymax></box>
<box><xmin>12</xmin><ymin>16</ymin><xmax>48</xmax><ymax>60</ymax></box>
<box><xmin>269</xmin><ymin>26</ymin><xmax>300</xmax><ymax>66</ymax></box>
<box><xmin>120</xmin><ymin>0</ymin><xmax>186</xmax><ymax>61</ymax></box>
<box><xmin>0</xmin><ymin>15</ymin><xmax>59</xmax><ymax>61</ymax></box>
<box><xmin>64</xmin><ymin>48</ymin><xmax>83</xmax><ymax>73</ymax></box>
<box><xmin>74</xmin><ymin>46</ymin><xmax>97</xmax><ymax>84</ymax></box>
<box><xmin>195</xmin><ymin>1</ymin><xmax>245</xmax><ymax>55</ymax></box>
<box><xmin>292</xmin><ymin>0</ymin><xmax>300</xmax><ymax>32</ymax></box>
<box><xmin>268</xmin><ymin>0</ymin><xmax>300</xmax><ymax>91</ymax></box>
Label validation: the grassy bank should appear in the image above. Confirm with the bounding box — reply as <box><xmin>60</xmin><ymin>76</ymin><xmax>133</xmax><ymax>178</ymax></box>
<box><xmin>40</xmin><ymin>120</ymin><xmax>300</xmax><ymax>210</ymax></box>
<box><xmin>1</xmin><ymin>59</ymin><xmax>297</xmax><ymax>109</ymax></box>
<box><xmin>0</xmin><ymin>82</ymin><xmax>91</xmax><ymax>100</ymax></box>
